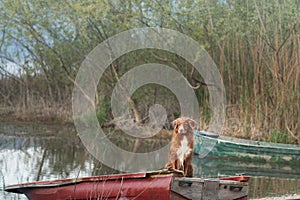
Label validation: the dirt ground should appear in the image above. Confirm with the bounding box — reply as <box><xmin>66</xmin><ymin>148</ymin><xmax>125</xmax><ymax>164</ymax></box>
<box><xmin>252</xmin><ymin>194</ymin><xmax>300</xmax><ymax>200</ymax></box>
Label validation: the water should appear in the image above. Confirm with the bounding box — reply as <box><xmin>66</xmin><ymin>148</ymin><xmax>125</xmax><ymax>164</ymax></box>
<box><xmin>0</xmin><ymin>122</ymin><xmax>299</xmax><ymax>199</ymax></box>
<box><xmin>193</xmin><ymin>157</ymin><xmax>300</xmax><ymax>199</ymax></box>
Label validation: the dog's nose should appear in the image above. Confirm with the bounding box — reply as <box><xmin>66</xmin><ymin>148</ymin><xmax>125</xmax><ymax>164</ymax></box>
<box><xmin>178</xmin><ymin>124</ymin><xmax>186</xmax><ymax>134</ymax></box>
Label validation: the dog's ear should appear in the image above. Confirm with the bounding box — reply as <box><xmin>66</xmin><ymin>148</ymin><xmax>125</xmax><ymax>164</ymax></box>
<box><xmin>172</xmin><ymin>119</ymin><xmax>178</xmax><ymax>128</ymax></box>
<box><xmin>188</xmin><ymin>119</ymin><xmax>197</xmax><ymax>129</ymax></box>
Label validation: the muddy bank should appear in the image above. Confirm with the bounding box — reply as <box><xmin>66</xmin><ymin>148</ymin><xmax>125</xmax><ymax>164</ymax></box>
<box><xmin>0</xmin><ymin>106</ymin><xmax>72</xmax><ymax>124</ymax></box>
<box><xmin>252</xmin><ymin>194</ymin><xmax>300</xmax><ymax>200</ymax></box>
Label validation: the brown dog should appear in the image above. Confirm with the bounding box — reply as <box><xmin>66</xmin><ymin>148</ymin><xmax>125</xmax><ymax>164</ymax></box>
<box><xmin>165</xmin><ymin>117</ymin><xmax>196</xmax><ymax>177</ymax></box>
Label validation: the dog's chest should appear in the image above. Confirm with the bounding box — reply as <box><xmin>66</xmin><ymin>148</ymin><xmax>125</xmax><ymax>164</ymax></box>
<box><xmin>176</xmin><ymin>136</ymin><xmax>192</xmax><ymax>166</ymax></box>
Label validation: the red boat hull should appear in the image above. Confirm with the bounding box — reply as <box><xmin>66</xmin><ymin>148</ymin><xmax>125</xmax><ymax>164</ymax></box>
<box><xmin>23</xmin><ymin>175</ymin><xmax>171</xmax><ymax>200</ymax></box>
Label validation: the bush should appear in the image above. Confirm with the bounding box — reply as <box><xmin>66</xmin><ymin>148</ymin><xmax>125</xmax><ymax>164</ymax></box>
<box><xmin>269</xmin><ymin>130</ymin><xmax>294</xmax><ymax>144</ymax></box>
<box><xmin>96</xmin><ymin>96</ymin><xmax>110</xmax><ymax>126</ymax></box>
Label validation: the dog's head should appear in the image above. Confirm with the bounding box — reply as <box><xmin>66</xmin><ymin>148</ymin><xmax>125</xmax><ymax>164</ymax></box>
<box><xmin>173</xmin><ymin>117</ymin><xmax>197</xmax><ymax>135</ymax></box>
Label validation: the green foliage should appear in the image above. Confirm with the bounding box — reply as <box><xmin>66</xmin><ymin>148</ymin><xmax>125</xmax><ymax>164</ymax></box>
<box><xmin>96</xmin><ymin>96</ymin><xmax>110</xmax><ymax>126</ymax></box>
<box><xmin>269</xmin><ymin>130</ymin><xmax>294</xmax><ymax>144</ymax></box>
<box><xmin>0</xmin><ymin>0</ymin><xmax>299</xmax><ymax>140</ymax></box>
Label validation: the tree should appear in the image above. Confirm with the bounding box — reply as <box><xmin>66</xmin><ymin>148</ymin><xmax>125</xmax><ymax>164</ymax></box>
<box><xmin>0</xmin><ymin>0</ymin><xmax>299</xmax><ymax>142</ymax></box>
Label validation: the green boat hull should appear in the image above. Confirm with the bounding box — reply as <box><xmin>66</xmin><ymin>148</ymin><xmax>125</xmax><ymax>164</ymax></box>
<box><xmin>192</xmin><ymin>156</ymin><xmax>300</xmax><ymax>179</ymax></box>
<box><xmin>193</xmin><ymin>131</ymin><xmax>300</xmax><ymax>164</ymax></box>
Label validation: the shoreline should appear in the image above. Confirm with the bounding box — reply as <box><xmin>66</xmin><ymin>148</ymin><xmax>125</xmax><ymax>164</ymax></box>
<box><xmin>252</xmin><ymin>194</ymin><xmax>300</xmax><ymax>200</ymax></box>
<box><xmin>0</xmin><ymin>106</ymin><xmax>72</xmax><ymax>125</ymax></box>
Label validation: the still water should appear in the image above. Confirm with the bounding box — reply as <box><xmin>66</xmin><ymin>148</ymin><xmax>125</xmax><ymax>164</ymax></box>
<box><xmin>0</xmin><ymin>122</ymin><xmax>299</xmax><ymax>199</ymax></box>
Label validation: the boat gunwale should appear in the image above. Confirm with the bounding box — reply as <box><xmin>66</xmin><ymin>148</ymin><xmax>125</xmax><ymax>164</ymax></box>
<box><xmin>173</xmin><ymin>177</ymin><xmax>249</xmax><ymax>186</ymax></box>
<box><xmin>4</xmin><ymin>169</ymin><xmax>183</xmax><ymax>192</ymax></box>
<box><xmin>4</xmin><ymin>172</ymin><xmax>147</xmax><ymax>192</ymax></box>
<box><xmin>194</xmin><ymin>131</ymin><xmax>300</xmax><ymax>151</ymax></box>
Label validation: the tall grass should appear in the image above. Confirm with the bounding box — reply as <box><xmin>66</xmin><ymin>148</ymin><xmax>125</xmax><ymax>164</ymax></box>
<box><xmin>0</xmin><ymin>0</ymin><xmax>299</xmax><ymax>143</ymax></box>
<box><xmin>212</xmin><ymin>3</ymin><xmax>300</xmax><ymax>142</ymax></box>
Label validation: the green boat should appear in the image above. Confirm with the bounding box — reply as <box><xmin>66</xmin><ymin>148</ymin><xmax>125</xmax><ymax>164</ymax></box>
<box><xmin>193</xmin><ymin>130</ymin><xmax>300</xmax><ymax>164</ymax></box>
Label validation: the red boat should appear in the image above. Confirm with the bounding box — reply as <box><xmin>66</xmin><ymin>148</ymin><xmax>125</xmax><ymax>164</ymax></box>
<box><xmin>5</xmin><ymin>169</ymin><xmax>249</xmax><ymax>200</ymax></box>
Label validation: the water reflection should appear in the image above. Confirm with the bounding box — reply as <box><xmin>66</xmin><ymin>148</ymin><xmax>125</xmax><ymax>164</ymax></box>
<box><xmin>0</xmin><ymin>123</ymin><xmax>299</xmax><ymax>199</ymax></box>
<box><xmin>193</xmin><ymin>156</ymin><xmax>300</xmax><ymax>198</ymax></box>
<box><xmin>0</xmin><ymin>123</ymin><xmax>117</xmax><ymax>200</ymax></box>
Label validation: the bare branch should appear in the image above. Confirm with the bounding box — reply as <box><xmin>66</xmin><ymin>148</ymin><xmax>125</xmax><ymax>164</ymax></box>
<box><xmin>286</xmin><ymin>125</ymin><xmax>299</xmax><ymax>144</ymax></box>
